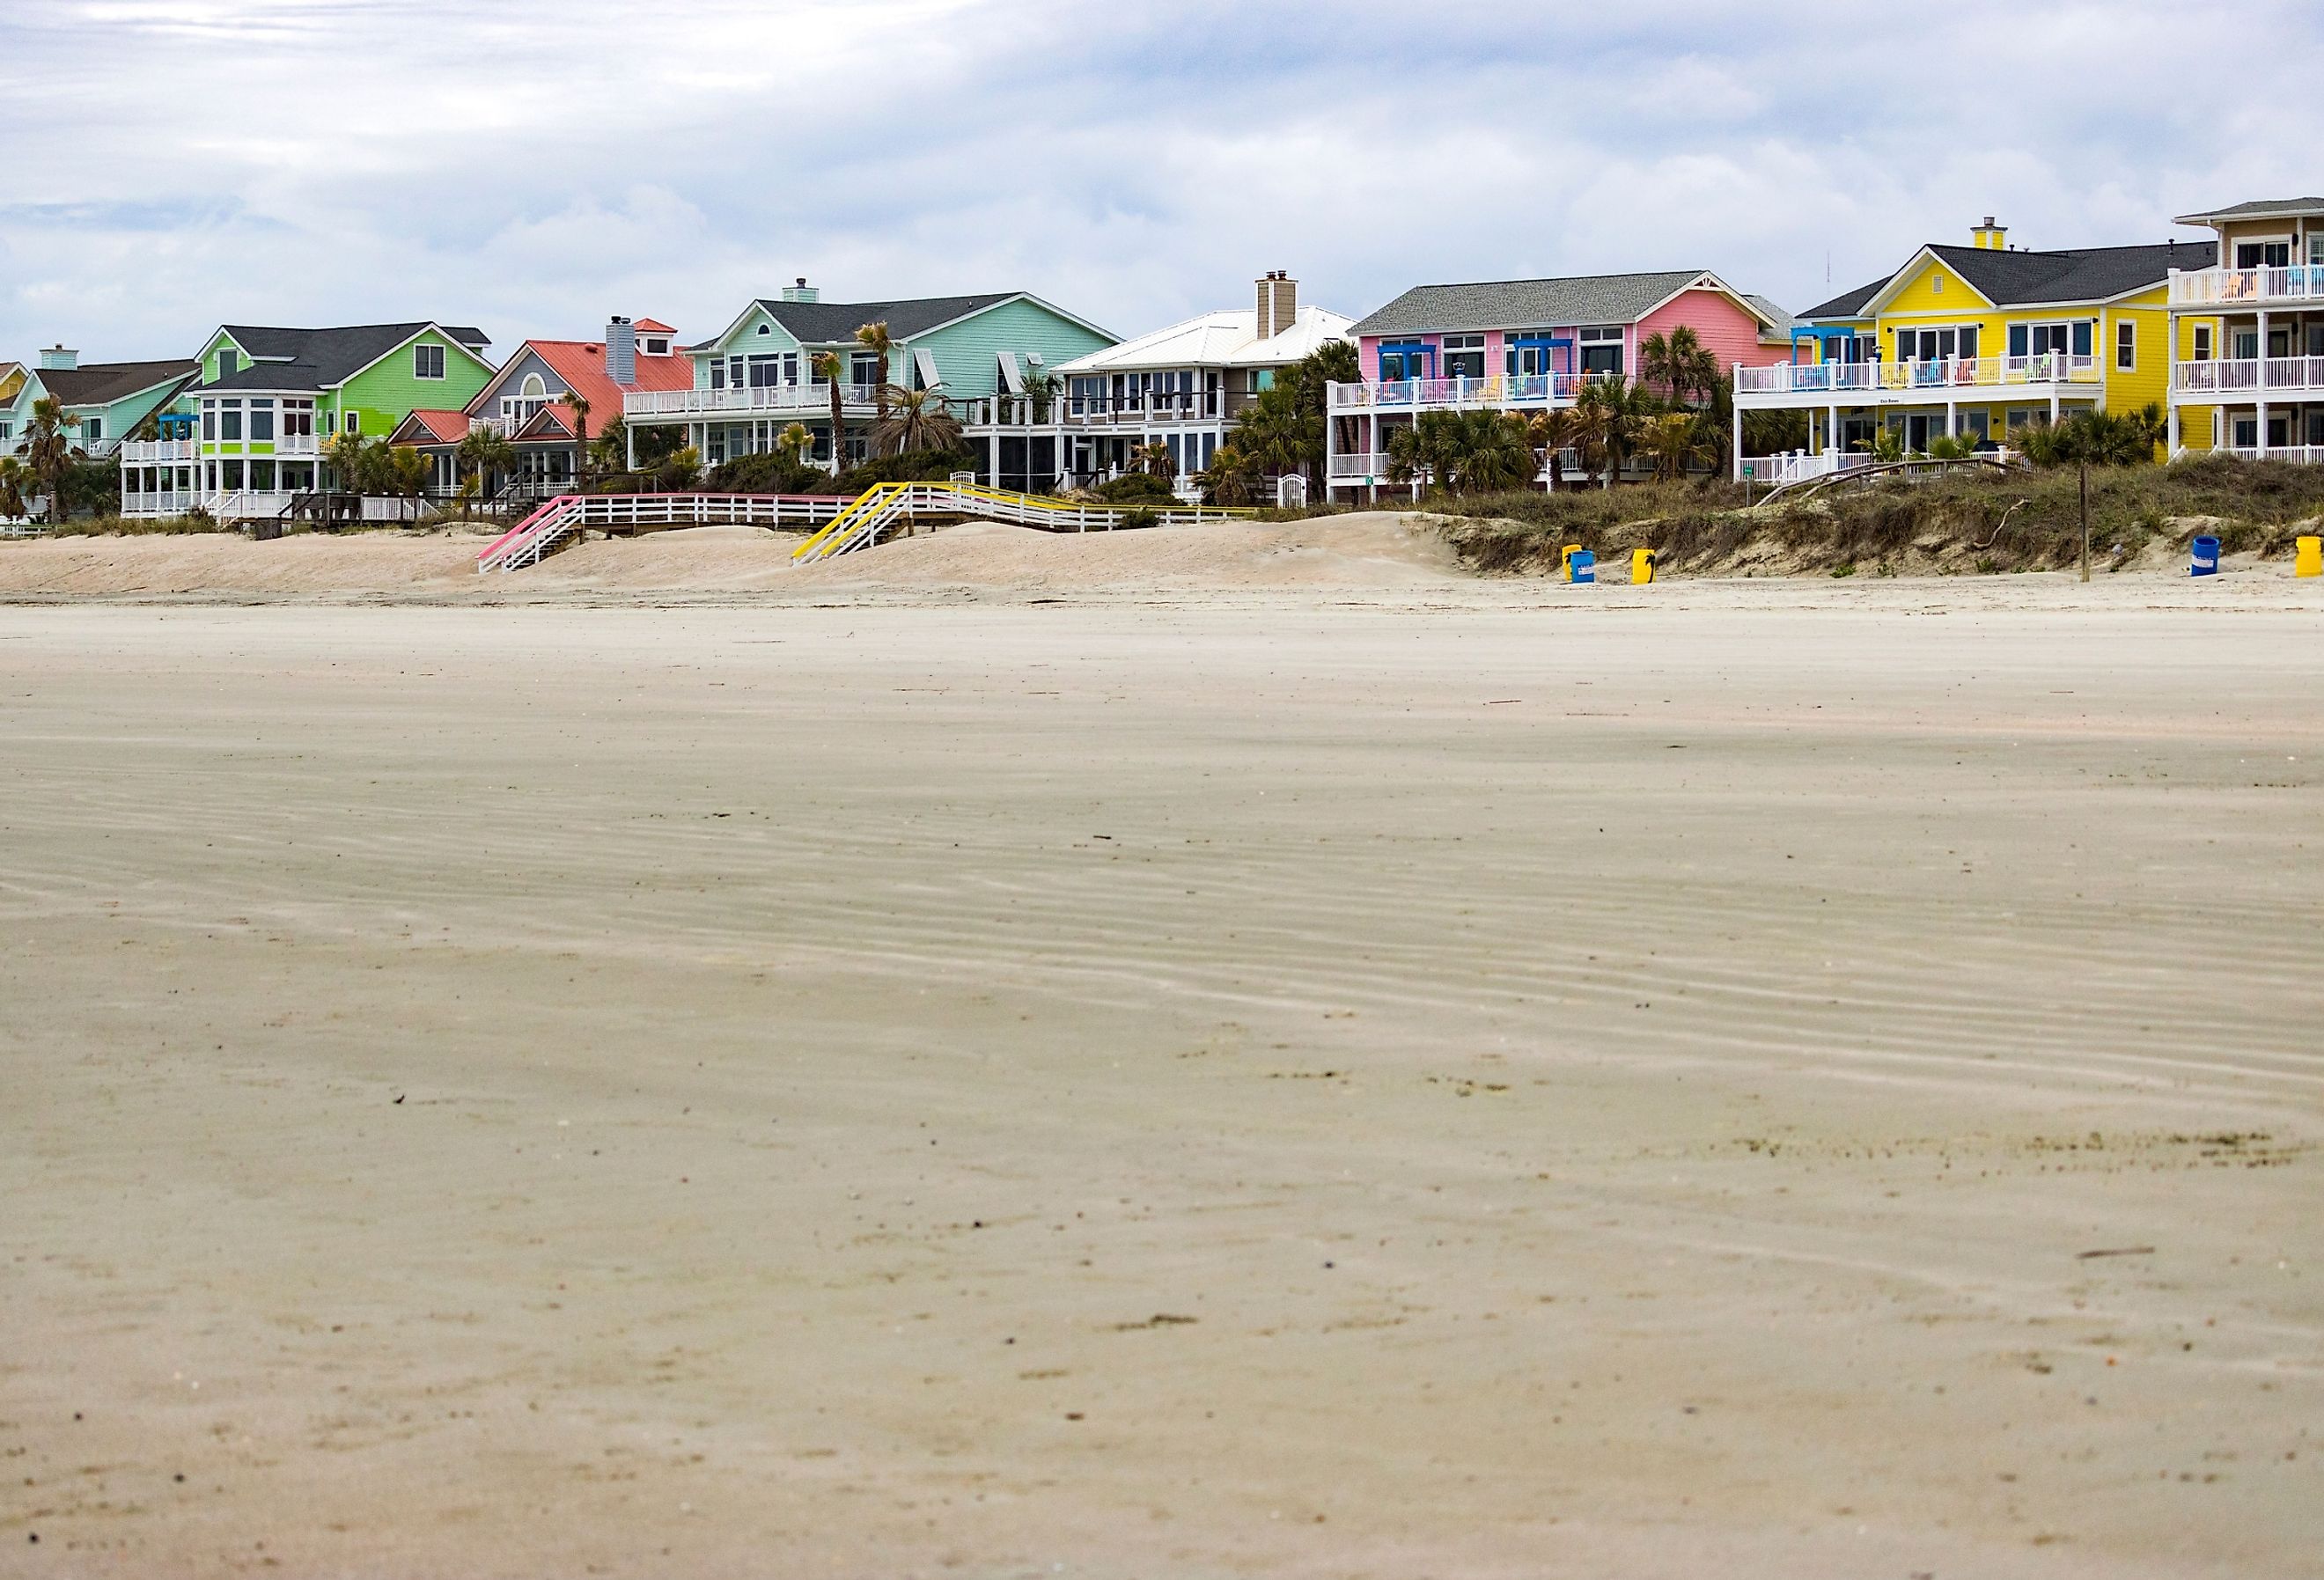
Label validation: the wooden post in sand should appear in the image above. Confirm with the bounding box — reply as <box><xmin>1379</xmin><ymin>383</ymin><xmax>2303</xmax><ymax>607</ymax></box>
<box><xmin>2079</xmin><ymin>460</ymin><xmax>2090</xmax><ymax>583</ymax></box>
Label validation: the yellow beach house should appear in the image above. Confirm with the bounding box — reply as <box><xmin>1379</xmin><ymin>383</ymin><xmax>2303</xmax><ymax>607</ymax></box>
<box><xmin>2165</xmin><ymin>196</ymin><xmax>2324</xmax><ymax>461</ymax></box>
<box><xmin>1734</xmin><ymin>219</ymin><xmax>2210</xmax><ymax>481</ymax></box>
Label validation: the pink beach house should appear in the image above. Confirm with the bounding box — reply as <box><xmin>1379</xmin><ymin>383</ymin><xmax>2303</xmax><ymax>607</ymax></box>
<box><xmin>1326</xmin><ymin>268</ymin><xmax>1792</xmax><ymax>497</ymax></box>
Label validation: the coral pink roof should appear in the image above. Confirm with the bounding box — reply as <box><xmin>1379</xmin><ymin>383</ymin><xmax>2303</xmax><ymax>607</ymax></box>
<box><xmin>471</xmin><ymin>337</ymin><xmax>695</xmax><ymax>425</ymax></box>
<box><xmin>400</xmin><ymin>408</ymin><xmax>470</xmax><ymax>445</ymax></box>
<box><xmin>631</xmin><ymin>318</ymin><xmax>677</xmax><ymax>334</ymax></box>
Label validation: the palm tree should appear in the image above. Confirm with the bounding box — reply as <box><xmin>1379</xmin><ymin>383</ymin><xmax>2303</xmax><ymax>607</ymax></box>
<box><xmin>1134</xmin><ymin>441</ymin><xmax>1175</xmax><ymax>480</ymax></box>
<box><xmin>1451</xmin><ymin>410</ymin><xmax>1536</xmax><ymax>492</ymax></box>
<box><xmin>1637</xmin><ymin>411</ymin><xmax>1713</xmax><ymax>481</ymax></box>
<box><xmin>868</xmin><ymin>386</ymin><xmax>963</xmax><ymax>456</ymax></box>
<box><xmin>25</xmin><ymin>395</ymin><xmax>79</xmax><ymax>524</ymax></box>
<box><xmin>776</xmin><ymin>423</ymin><xmax>813</xmax><ymax>467</ymax></box>
<box><xmin>1229</xmin><ymin>386</ymin><xmax>1318</xmax><ymax>484</ymax></box>
<box><xmin>1196</xmin><ymin>443</ymin><xmax>1261</xmax><ymax>505</ymax></box>
<box><xmin>1019</xmin><ymin>368</ymin><xmax>1056</xmax><ymax>422</ymax></box>
<box><xmin>1639</xmin><ymin>326</ymin><xmax>1721</xmax><ymax>408</ymax></box>
<box><xmin>456</xmin><ymin>425</ymin><xmax>516</xmax><ymax>512</ymax></box>
<box><xmin>563</xmin><ymin>390</ymin><xmax>591</xmax><ymax>492</ymax></box>
<box><xmin>1385</xmin><ymin>411</ymin><xmax>1460</xmax><ymax>493</ymax></box>
<box><xmin>0</xmin><ymin>455</ymin><xmax>27</xmax><ymax>521</ymax></box>
<box><xmin>1563</xmin><ymin>379</ymin><xmax>1648</xmax><ymax>488</ymax></box>
<box><xmin>854</xmin><ymin>322</ymin><xmax>895</xmax><ymax>421</ymax></box>
<box><xmin>1525</xmin><ymin>408</ymin><xmax>1585</xmax><ymax>491</ymax></box>
<box><xmin>324</xmin><ymin>428</ymin><xmax>382</xmax><ymax>495</ymax></box>
<box><xmin>811</xmin><ymin>350</ymin><xmax>845</xmax><ymax>475</ymax></box>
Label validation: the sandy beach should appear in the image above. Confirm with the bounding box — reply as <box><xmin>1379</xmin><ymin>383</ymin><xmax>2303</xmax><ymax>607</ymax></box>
<box><xmin>1</xmin><ymin>534</ymin><xmax>2320</xmax><ymax>1577</ymax></box>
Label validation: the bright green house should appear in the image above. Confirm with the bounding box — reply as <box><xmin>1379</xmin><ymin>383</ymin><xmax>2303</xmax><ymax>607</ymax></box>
<box><xmin>619</xmin><ymin>282</ymin><xmax>1114</xmax><ymax>480</ymax></box>
<box><xmin>119</xmin><ymin>321</ymin><xmax>493</xmax><ymax>518</ymax></box>
<box><xmin>3</xmin><ymin>345</ymin><xmax>196</xmax><ymax>462</ymax></box>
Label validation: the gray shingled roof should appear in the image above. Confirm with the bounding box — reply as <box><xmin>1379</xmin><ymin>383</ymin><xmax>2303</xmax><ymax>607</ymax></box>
<box><xmin>2174</xmin><ymin>196</ymin><xmax>2324</xmax><ymax>224</ymax></box>
<box><xmin>33</xmin><ymin>359</ymin><xmax>196</xmax><ymax>408</ymax></box>
<box><xmin>214</xmin><ymin>323</ymin><xmax>489</xmax><ymax>389</ymax></box>
<box><xmin>1802</xmin><ymin>241</ymin><xmax>2215</xmax><ymax>320</ymax></box>
<box><xmin>1742</xmin><ymin>293</ymin><xmax>1799</xmax><ymax>337</ymax></box>
<box><xmin>1350</xmin><ymin>270</ymin><xmax>1734</xmax><ymax>337</ymax></box>
<box><xmin>1800</xmin><ymin>274</ymin><xmax>1892</xmax><ymax>320</ymax></box>
<box><xmin>753</xmin><ymin>292</ymin><xmax>1016</xmax><ymax>343</ymax></box>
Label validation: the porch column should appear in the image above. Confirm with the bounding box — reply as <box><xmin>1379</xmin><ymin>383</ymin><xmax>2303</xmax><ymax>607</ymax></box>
<box><xmin>1732</xmin><ymin>400</ymin><xmax>1744</xmax><ymax>480</ymax></box>
<box><xmin>2257</xmin><ymin>309</ymin><xmax>2271</xmax><ymax>457</ymax></box>
<box><xmin>1828</xmin><ymin>403</ymin><xmax>1839</xmax><ymax>458</ymax></box>
<box><xmin>2167</xmin><ymin>401</ymin><xmax>2181</xmax><ymax>455</ymax></box>
<box><xmin>1945</xmin><ymin>397</ymin><xmax>1957</xmax><ymax>439</ymax></box>
<box><xmin>2049</xmin><ymin>391</ymin><xmax>2061</xmax><ymax>423</ymax></box>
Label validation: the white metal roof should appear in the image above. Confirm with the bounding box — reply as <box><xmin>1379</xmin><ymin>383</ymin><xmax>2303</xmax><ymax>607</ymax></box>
<box><xmin>1055</xmin><ymin>305</ymin><xmax>1352</xmax><ymax>376</ymax></box>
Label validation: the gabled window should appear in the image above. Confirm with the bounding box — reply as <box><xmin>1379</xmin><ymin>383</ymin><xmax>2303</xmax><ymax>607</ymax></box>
<box><xmin>414</xmin><ymin>343</ymin><xmax>445</xmax><ymax>380</ymax></box>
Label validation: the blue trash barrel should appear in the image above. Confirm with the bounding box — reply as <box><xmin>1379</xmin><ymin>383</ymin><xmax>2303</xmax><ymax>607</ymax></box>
<box><xmin>2190</xmin><ymin>534</ymin><xmax>2220</xmax><ymax>577</ymax></box>
<box><xmin>1570</xmin><ymin>548</ymin><xmax>1596</xmax><ymax>584</ymax></box>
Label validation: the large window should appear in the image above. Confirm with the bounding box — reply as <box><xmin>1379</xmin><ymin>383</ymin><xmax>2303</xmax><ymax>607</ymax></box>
<box><xmin>1441</xmin><ymin>334</ymin><xmax>1486</xmax><ymax>379</ymax></box>
<box><xmin>2007</xmin><ymin>322</ymin><xmax>2092</xmax><ymax>359</ymax></box>
<box><xmin>283</xmin><ymin>400</ymin><xmax>313</xmax><ymax>438</ymax></box>
<box><xmin>1578</xmin><ymin>326</ymin><xmax>1623</xmax><ymax>377</ymax></box>
<box><xmin>1377</xmin><ymin>344</ymin><xmax>1432</xmax><ymax>381</ymax></box>
<box><xmin>1505</xmin><ymin>330</ymin><xmax>1555</xmax><ymax>377</ymax></box>
<box><xmin>219</xmin><ymin>399</ymin><xmax>243</xmax><ymax>442</ymax></box>
<box><xmin>2236</xmin><ymin>240</ymin><xmax>2291</xmax><ymax>268</ymax></box>
<box><xmin>249</xmin><ymin>398</ymin><xmax>275</xmax><ymax>442</ymax></box>
<box><xmin>413</xmin><ymin>343</ymin><xmax>445</xmax><ymax>379</ymax></box>
<box><xmin>1895</xmin><ymin>326</ymin><xmax>1979</xmax><ymax>362</ymax></box>
<box><xmin>850</xmin><ymin>351</ymin><xmax>883</xmax><ymax>387</ymax></box>
<box><xmin>748</xmin><ymin>355</ymin><xmax>781</xmax><ymax>389</ymax></box>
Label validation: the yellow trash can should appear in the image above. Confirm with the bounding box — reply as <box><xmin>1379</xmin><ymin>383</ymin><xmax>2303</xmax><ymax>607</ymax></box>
<box><xmin>2298</xmin><ymin>535</ymin><xmax>2322</xmax><ymax>578</ymax></box>
<box><xmin>1632</xmin><ymin>547</ymin><xmax>1657</xmax><ymax>584</ymax></box>
<box><xmin>1560</xmin><ymin>544</ymin><xmax>1584</xmax><ymax>582</ymax></box>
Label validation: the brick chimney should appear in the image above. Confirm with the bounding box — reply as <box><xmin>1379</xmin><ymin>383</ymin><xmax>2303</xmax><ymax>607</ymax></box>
<box><xmin>1255</xmin><ymin>271</ymin><xmax>1298</xmax><ymax>340</ymax></box>
<box><xmin>39</xmin><ymin>344</ymin><xmax>78</xmax><ymax>371</ymax></box>
<box><xmin>606</xmin><ymin>315</ymin><xmax>636</xmax><ymax>384</ymax></box>
<box><xmin>1972</xmin><ymin>216</ymin><xmax>2008</xmax><ymax>251</ymax></box>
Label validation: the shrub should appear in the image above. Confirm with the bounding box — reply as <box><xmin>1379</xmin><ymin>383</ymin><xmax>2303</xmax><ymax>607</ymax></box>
<box><xmin>1093</xmin><ymin>472</ymin><xmax>1180</xmax><ymax>504</ymax></box>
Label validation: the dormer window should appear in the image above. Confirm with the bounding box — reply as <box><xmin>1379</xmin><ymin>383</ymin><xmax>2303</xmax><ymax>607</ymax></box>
<box><xmin>644</xmin><ymin>338</ymin><xmax>669</xmax><ymax>356</ymax></box>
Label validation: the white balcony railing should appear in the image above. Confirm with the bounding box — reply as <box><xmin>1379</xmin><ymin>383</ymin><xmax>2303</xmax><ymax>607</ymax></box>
<box><xmin>1740</xmin><ymin>450</ymin><xmax>1882</xmax><ymax>487</ymax></box>
<box><xmin>961</xmin><ymin>391</ymin><xmax>1230</xmax><ymax>430</ymax></box>
<box><xmin>2173</xmin><ymin>356</ymin><xmax>2324</xmax><ymax>395</ymax></box>
<box><xmin>1328</xmin><ymin>372</ymin><xmax>1597</xmax><ymax>412</ymax></box>
<box><xmin>117</xmin><ymin>437</ymin><xmax>199</xmax><ymax>464</ymax></box>
<box><xmin>1327</xmin><ymin>452</ymin><xmax>1391</xmax><ymax>478</ymax></box>
<box><xmin>2216</xmin><ymin>444</ymin><xmax>2324</xmax><ymax>465</ymax></box>
<box><xmin>623</xmin><ymin>384</ymin><xmax>883</xmax><ymax>419</ymax></box>
<box><xmin>1736</xmin><ymin>355</ymin><xmax>2100</xmax><ymax>397</ymax></box>
<box><xmin>2169</xmin><ymin>264</ymin><xmax>2324</xmax><ymax>309</ymax></box>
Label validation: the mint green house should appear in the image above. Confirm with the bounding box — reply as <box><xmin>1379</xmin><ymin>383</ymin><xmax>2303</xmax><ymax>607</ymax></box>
<box><xmin>2</xmin><ymin>345</ymin><xmax>195</xmax><ymax>462</ymax></box>
<box><xmin>120</xmin><ymin>321</ymin><xmax>493</xmax><ymax>518</ymax></box>
<box><xmin>619</xmin><ymin>283</ymin><xmax>1114</xmax><ymax>476</ymax></box>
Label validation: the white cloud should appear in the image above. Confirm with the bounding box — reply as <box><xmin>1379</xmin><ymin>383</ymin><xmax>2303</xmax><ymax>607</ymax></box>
<box><xmin>1</xmin><ymin>0</ymin><xmax>2319</xmax><ymax>360</ymax></box>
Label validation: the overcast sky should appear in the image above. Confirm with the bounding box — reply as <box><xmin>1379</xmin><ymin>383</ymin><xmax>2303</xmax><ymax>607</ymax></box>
<box><xmin>3</xmin><ymin>0</ymin><xmax>2317</xmax><ymax>361</ymax></box>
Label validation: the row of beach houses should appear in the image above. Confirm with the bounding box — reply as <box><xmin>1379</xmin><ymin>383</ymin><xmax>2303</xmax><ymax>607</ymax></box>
<box><xmin>1</xmin><ymin>194</ymin><xmax>2318</xmax><ymax>519</ymax></box>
